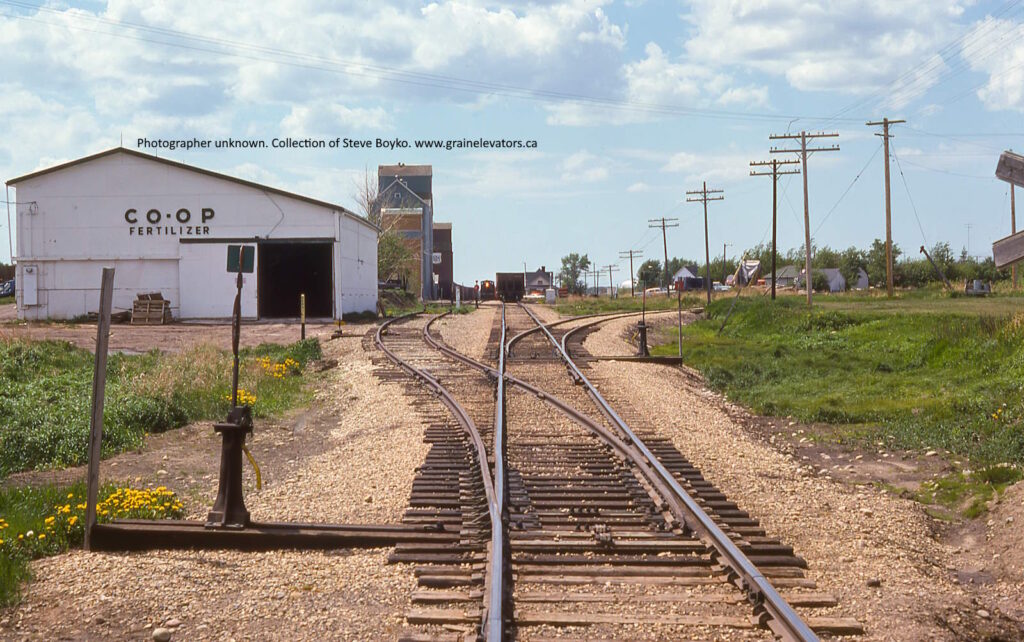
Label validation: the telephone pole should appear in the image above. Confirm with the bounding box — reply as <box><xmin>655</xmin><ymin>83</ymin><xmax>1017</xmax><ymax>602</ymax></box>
<box><xmin>603</xmin><ymin>264</ymin><xmax>620</xmax><ymax>298</ymax></box>
<box><xmin>750</xmin><ymin>158</ymin><xmax>800</xmax><ymax>300</ymax></box>
<box><xmin>770</xmin><ymin>131</ymin><xmax>840</xmax><ymax>306</ymax></box>
<box><xmin>1012</xmin><ymin>183</ymin><xmax>1018</xmax><ymax>289</ymax></box>
<box><xmin>867</xmin><ymin>117</ymin><xmax>906</xmax><ymax>298</ymax></box>
<box><xmin>965</xmin><ymin>223</ymin><xmax>973</xmax><ymax>259</ymax></box>
<box><xmin>686</xmin><ymin>182</ymin><xmax>724</xmax><ymax>305</ymax></box>
<box><xmin>619</xmin><ymin>250</ymin><xmax>642</xmax><ymax>297</ymax></box>
<box><xmin>648</xmin><ymin>217</ymin><xmax>679</xmax><ymax>289</ymax></box>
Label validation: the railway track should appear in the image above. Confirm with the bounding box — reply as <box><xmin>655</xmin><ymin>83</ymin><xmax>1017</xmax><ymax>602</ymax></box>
<box><xmin>375</xmin><ymin>304</ymin><xmax>863</xmax><ymax>641</ymax></box>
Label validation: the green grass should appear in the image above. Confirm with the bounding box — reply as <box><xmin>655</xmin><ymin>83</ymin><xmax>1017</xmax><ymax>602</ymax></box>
<box><xmin>655</xmin><ymin>293</ymin><xmax>1024</xmax><ymax>469</ymax></box>
<box><xmin>0</xmin><ymin>297</ymin><xmax>12</xmax><ymax>306</ymax></box>
<box><xmin>914</xmin><ymin>465</ymin><xmax>1022</xmax><ymax>519</ymax></box>
<box><xmin>0</xmin><ymin>338</ymin><xmax>321</xmax><ymax>479</ymax></box>
<box><xmin>0</xmin><ymin>482</ymin><xmax>184</xmax><ymax>606</ymax></box>
<box><xmin>553</xmin><ymin>293</ymin><xmax>705</xmax><ymax>316</ymax></box>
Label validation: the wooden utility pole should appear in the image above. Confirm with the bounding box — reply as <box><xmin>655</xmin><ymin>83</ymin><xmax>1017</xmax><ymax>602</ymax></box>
<box><xmin>686</xmin><ymin>182</ymin><xmax>724</xmax><ymax>305</ymax></box>
<box><xmin>750</xmin><ymin>158</ymin><xmax>800</xmax><ymax>300</ymax></box>
<box><xmin>867</xmin><ymin>117</ymin><xmax>905</xmax><ymax>297</ymax></box>
<box><xmin>770</xmin><ymin>131</ymin><xmax>840</xmax><ymax>306</ymax></box>
<box><xmin>619</xmin><ymin>250</ymin><xmax>642</xmax><ymax>296</ymax></box>
<box><xmin>603</xmin><ymin>264</ymin><xmax>620</xmax><ymax>298</ymax></box>
<box><xmin>648</xmin><ymin>217</ymin><xmax>679</xmax><ymax>289</ymax></box>
<box><xmin>1013</xmin><ymin>184</ymin><xmax>1018</xmax><ymax>289</ymax></box>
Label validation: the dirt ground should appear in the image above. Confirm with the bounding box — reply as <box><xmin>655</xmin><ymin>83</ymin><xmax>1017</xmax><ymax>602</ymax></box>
<box><xmin>0</xmin><ymin>320</ymin><xmax>432</xmax><ymax>641</ymax></box>
<box><xmin>1</xmin><ymin>307</ymin><xmax>343</xmax><ymax>354</ymax></box>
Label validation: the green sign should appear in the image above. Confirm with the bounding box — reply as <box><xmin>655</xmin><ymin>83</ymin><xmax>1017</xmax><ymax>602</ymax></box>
<box><xmin>227</xmin><ymin>245</ymin><xmax>255</xmax><ymax>273</ymax></box>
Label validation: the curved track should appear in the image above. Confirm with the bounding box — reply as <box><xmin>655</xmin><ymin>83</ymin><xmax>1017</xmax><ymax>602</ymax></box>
<box><xmin>378</xmin><ymin>304</ymin><xmax>863</xmax><ymax>641</ymax></box>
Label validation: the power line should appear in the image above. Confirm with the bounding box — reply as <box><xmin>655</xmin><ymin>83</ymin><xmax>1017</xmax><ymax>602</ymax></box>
<box><xmin>685</xmin><ymin>184</ymin><xmax>724</xmax><ymax>305</ymax></box>
<box><xmin>0</xmin><ymin>0</ymin><xmax>869</xmax><ymax>125</ymax></box>
<box><xmin>812</xmin><ymin>142</ymin><xmax>882</xmax><ymax>238</ymax></box>
<box><xmin>647</xmin><ymin>217</ymin><xmax>680</xmax><ymax>289</ymax></box>
<box><xmin>890</xmin><ymin>142</ymin><xmax>930</xmax><ymax>248</ymax></box>
<box><xmin>770</xmin><ymin>131</ymin><xmax>840</xmax><ymax>306</ymax></box>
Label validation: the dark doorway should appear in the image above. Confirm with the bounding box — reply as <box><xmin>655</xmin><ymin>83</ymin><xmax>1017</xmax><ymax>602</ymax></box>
<box><xmin>258</xmin><ymin>242</ymin><xmax>333</xmax><ymax>318</ymax></box>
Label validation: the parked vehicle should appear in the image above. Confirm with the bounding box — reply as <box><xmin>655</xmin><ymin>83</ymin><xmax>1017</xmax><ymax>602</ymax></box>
<box><xmin>0</xmin><ymin>279</ymin><xmax>14</xmax><ymax>298</ymax></box>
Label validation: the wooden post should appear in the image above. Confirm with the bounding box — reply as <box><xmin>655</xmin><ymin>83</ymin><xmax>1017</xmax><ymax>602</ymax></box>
<box><xmin>676</xmin><ymin>282</ymin><xmax>682</xmax><ymax>360</ymax></box>
<box><xmin>84</xmin><ymin>267</ymin><xmax>115</xmax><ymax>551</ymax></box>
<box><xmin>300</xmin><ymin>293</ymin><xmax>306</xmax><ymax>340</ymax></box>
<box><xmin>1013</xmin><ymin>185</ymin><xmax>1018</xmax><ymax>290</ymax></box>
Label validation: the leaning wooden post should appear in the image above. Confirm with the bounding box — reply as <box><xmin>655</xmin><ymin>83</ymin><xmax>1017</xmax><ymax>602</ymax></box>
<box><xmin>84</xmin><ymin>267</ymin><xmax>115</xmax><ymax>551</ymax></box>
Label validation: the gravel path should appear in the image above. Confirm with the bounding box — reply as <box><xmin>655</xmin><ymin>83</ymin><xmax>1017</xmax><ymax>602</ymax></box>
<box><xmin>1</xmin><ymin>323</ymin><xmax>429</xmax><ymax>640</ymax></box>
<box><xmin>583</xmin><ymin>315</ymin><xmax>999</xmax><ymax>641</ymax></box>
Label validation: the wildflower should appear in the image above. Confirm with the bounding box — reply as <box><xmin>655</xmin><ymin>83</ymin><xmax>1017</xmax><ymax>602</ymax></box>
<box><xmin>68</xmin><ymin>516</ymin><xmax>78</xmax><ymax>526</ymax></box>
<box><xmin>38</xmin><ymin>534</ymin><xmax>45</xmax><ymax>540</ymax></box>
<box><xmin>67</xmin><ymin>493</ymin><xmax>74</xmax><ymax>499</ymax></box>
<box><xmin>44</xmin><ymin>516</ymin><xmax>55</xmax><ymax>525</ymax></box>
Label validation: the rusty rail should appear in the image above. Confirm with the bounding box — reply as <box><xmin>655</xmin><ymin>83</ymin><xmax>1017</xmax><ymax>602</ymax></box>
<box><xmin>375</xmin><ymin>313</ymin><xmax>506</xmax><ymax>641</ymax></box>
<box><xmin>528</xmin><ymin>303</ymin><xmax>818</xmax><ymax>642</ymax></box>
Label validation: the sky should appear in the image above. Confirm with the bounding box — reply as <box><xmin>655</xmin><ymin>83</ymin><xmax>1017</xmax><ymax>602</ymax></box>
<box><xmin>2</xmin><ymin>0</ymin><xmax>1024</xmax><ymax>286</ymax></box>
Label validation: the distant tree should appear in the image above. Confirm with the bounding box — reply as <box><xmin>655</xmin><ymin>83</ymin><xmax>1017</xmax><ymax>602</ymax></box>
<box><xmin>812</xmin><ymin>245</ymin><xmax>840</xmax><ymax>269</ymax></box>
<box><xmin>866</xmin><ymin>238</ymin><xmax>901</xmax><ymax>287</ymax></box>
<box><xmin>838</xmin><ymin>246</ymin><xmax>867</xmax><ymax>290</ymax></box>
<box><xmin>744</xmin><ymin>242</ymin><xmax>774</xmax><ymax>268</ymax></box>
<box><xmin>636</xmin><ymin>259</ymin><xmax>662</xmax><ymax>289</ymax></box>
<box><xmin>559</xmin><ymin>253</ymin><xmax>591</xmax><ymax>295</ymax></box>
<box><xmin>811</xmin><ymin>271</ymin><xmax>831</xmax><ymax>292</ymax></box>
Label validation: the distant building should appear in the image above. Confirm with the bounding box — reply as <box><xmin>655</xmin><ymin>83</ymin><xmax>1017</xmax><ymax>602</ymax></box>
<box><xmin>672</xmin><ymin>264</ymin><xmax>701</xmax><ymax>281</ymax></box>
<box><xmin>765</xmin><ymin>265</ymin><xmax>800</xmax><ymax>288</ymax></box>
<box><xmin>526</xmin><ymin>266</ymin><xmax>553</xmax><ymax>292</ymax></box>
<box><xmin>378</xmin><ymin>164</ymin><xmax>434</xmax><ymax>300</ymax></box>
<box><xmin>433</xmin><ymin>222</ymin><xmax>453</xmax><ymax>300</ymax></box>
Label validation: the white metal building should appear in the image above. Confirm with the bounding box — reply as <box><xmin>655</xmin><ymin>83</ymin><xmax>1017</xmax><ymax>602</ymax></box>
<box><xmin>6</xmin><ymin>148</ymin><xmax>377</xmax><ymax>320</ymax></box>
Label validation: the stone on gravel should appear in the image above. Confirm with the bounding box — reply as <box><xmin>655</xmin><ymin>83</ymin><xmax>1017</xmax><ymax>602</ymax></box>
<box><xmin>152</xmin><ymin>627</ymin><xmax>172</xmax><ymax>642</ymax></box>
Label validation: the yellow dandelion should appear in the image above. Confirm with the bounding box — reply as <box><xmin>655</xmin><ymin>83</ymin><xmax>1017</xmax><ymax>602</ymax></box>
<box><xmin>38</xmin><ymin>534</ymin><xmax>45</xmax><ymax>540</ymax></box>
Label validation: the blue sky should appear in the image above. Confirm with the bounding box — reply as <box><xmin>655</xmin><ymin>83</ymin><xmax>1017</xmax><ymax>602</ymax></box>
<box><xmin>2</xmin><ymin>0</ymin><xmax>1023</xmax><ymax>285</ymax></box>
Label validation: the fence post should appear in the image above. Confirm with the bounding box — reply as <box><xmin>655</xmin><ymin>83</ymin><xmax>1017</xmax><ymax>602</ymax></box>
<box><xmin>84</xmin><ymin>267</ymin><xmax>115</xmax><ymax>551</ymax></box>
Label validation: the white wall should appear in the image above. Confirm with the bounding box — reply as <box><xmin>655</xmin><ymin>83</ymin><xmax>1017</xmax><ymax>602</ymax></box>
<box><xmin>12</xmin><ymin>150</ymin><xmax>378</xmax><ymax>319</ymax></box>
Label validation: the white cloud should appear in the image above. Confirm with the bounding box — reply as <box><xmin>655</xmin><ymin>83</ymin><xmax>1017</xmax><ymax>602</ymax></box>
<box><xmin>627</xmin><ymin>181</ymin><xmax>650</xmax><ymax>192</ymax></box>
<box><xmin>281</xmin><ymin>103</ymin><xmax>392</xmax><ymax>136</ymax></box>
<box><xmin>682</xmin><ymin>0</ymin><xmax>970</xmax><ymax>99</ymax></box>
<box><xmin>662</xmin><ymin>149</ymin><xmax>756</xmax><ymax>184</ymax></box>
<box><xmin>962</xmin><ymin>17</ymin><xmax>1024</xmax><ymax>112</ymax></box>
<box><xmin>561</xmin><ymin>151</ymin><xmax>610</xmax><ymax>183</ymax></box>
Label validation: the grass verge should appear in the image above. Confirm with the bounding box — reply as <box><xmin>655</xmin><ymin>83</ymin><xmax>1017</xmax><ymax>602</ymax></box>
<box><xmin>0</xmin><ymin>338</ymin><xmax>322</xmax><ymax>478</ymax></box>
<box><xmin>0</xmin><ymin>482</ymin><xmax>185</xmax><ymax>606</ymax></box>
<box><xmin>656</xmin><ymin>295</ymin><xmax>1024</xmax><ymax>467</ymax></box>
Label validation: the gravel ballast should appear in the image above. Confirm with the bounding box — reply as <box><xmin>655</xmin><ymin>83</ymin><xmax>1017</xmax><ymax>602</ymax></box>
<box><xmin>583</xmin><ymin>314</ymin><xmax>1012</xmax><ymax>641</ymax></box>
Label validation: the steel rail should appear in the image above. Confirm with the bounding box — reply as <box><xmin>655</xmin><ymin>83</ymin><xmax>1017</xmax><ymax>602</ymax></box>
<box><xmin>506</xmin><ymin>308</ymin><xmax>682</xmax><ymax>357</ymax></box>
<box><xmin>524</xmin><ymin>303</ymin><xmax>818</xmax><ymax>642</ymax></box>
<box><xmin>374</xmin><ymin>313</ymin><xmax>504</xmax><ymax>641</ymax></box>
<box><xmin>486</xmin><ymin>303</ymin><xmax>508</xmax><ymax>641</ymax></box>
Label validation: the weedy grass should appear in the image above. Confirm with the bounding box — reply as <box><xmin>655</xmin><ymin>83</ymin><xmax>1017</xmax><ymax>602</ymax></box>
<box><xmin>0</xmin><ymin>338</ymin><xmax>321</xmax><ymax>478</ymax></box>
<box><xmin>655</xmin><ymin>295</ymin><xmax>1024</xmax><ymax>471</ymax></box>
<box><xmin>0</xmin><ymin>297</ymin><xmax>12</xmax><ymax>306</ymax></box>
<box><xmin>0</xmin><ymin>482</ymin><xmax>184</xmax><ymax>606</ymax></box>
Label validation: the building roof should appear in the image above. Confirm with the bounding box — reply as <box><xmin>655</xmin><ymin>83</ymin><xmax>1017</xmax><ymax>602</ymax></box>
<box><xmin>6</xmin><ymin>147</ymin><xmax>378</xmax><ymax>232</ymax></box>
<box><xmin>378</xmin><ymin>164</ymin><xmax>432</xmax><ymax>177</ymax></box>
<box><xmin>775</xmin><ymin>265</ymin><xmax>800</xmax><ymax>278</ymax></box>
<box><xmin>433</xmin><ymin>222</ymin><xmax>452</xmax><ymax>230</ymax></box>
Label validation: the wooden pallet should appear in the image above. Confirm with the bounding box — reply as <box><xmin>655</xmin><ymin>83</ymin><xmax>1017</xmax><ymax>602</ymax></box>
<box><xmin>131</xmin><ymin>293</ymin><xmax>172</xmax><ymax>325</ymax></box>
